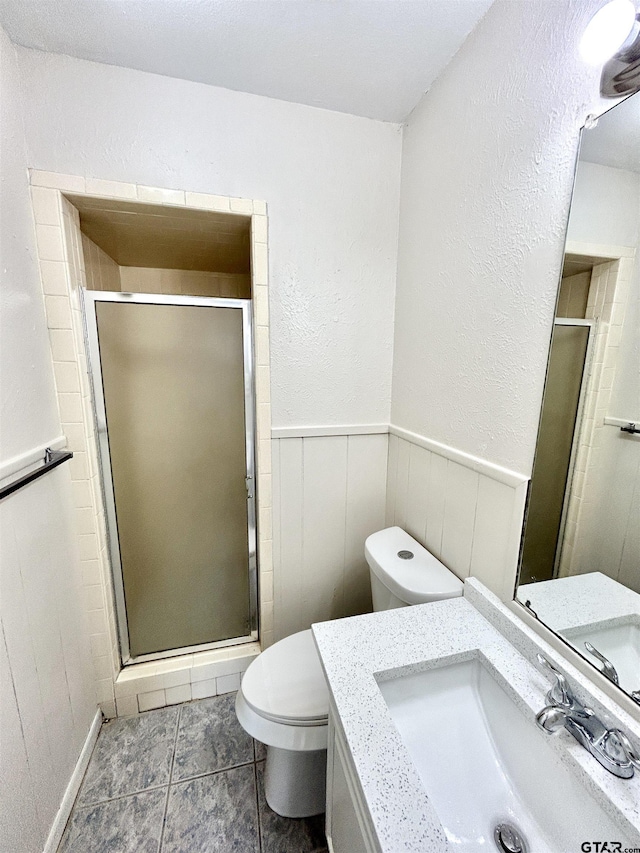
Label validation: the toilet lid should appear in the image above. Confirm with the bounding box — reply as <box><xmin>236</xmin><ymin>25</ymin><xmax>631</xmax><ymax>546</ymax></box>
<box><xmin>241</xmin><ymin>629</ymin><xmax>329</xmax><ymax>724</ymax></box>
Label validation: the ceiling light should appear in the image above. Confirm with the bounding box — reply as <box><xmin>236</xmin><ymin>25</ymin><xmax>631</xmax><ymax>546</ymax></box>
<box><xmin>580</xmin><ymin>0</ymin><xmax>636</xmax><ymax>65</ymax></box>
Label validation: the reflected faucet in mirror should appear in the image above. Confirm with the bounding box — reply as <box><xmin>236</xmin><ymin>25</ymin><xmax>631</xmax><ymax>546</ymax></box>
<box><xmin>515</xmin><ymin>90</ymin><xmax>640</xmax><ymax>706</ymax></box>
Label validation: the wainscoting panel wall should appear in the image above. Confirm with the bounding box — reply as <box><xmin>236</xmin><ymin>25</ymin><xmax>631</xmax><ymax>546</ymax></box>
<box><xmin>272</xmin><ymin>432</ymin><xmax>388</xmax><ymax>641</ymax></box>
<box><xmin>386</xmin><ymin>430</ymin><xmax>529</xmax><ymax>602</ymax></box>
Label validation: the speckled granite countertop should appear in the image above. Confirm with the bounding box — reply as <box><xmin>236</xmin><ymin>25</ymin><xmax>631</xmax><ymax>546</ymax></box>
<box><xmin>312</xmin><ymin>596</ymin><xmax>640</xmax><ymax>852</ymax></box>
<box><xmin>519</xmin><ymin>572</ymin><xmax>640</xmax><ymax>632</ymax></box>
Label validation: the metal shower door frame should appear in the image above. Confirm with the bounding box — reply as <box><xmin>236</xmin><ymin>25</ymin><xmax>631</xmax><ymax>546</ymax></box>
<box><xmin>82</xmin><ymin>289</ymin><xmax>258</xmax><ymax>665</ymax></box>
<box><xmin>552</xmin><ymin>316</ymin><xmax>597</xmax><ymax>579</ymax></box>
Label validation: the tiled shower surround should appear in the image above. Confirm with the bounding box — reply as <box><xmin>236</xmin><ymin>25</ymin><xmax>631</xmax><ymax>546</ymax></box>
<box><xmin>59</xmin><ymin>692</ymin><xmax>327</xmax><ymax>853</ymax></box>
<box><xmin>30</xmin><ymin>171</ymin><xmax>274</xmax><ymax>719</ymax></box>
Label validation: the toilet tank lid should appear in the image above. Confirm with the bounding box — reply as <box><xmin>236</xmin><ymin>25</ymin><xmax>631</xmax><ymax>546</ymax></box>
<box><xmin>241</xmin><ymin>629</ymin><xmax>329</xmax><ymax>724</ymax></box>
<box><xmin>365</xmin><ymin>527</ymin><xmax>463</xmax><ymax>604</ymax></box>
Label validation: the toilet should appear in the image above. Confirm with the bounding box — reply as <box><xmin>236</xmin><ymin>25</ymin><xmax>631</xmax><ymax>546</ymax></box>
<box><xmin>235</xmin><ymin>525</ymin><xmax>463</xmax><ymax>817</ymax></box>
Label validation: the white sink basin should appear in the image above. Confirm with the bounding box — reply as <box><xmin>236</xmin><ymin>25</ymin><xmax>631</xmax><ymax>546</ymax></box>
<box><xmin>561</xmin><ymin>620</ymin><xmax>640</xmax><ymax>695</ymax></box>
<box><xmin>378</xmin><ymin>657</ymin><xmax>629</xmax><ymax>851</ymax></box>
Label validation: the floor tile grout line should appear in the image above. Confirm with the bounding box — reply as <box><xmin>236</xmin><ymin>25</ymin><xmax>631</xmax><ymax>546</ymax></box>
<box><xmin>171</xmin><ymin>759</ymin><xmax>257</xmax><ymax>787</ymax></box>
<box><xmin>75</xmin><ymin>782</ymin><xmax>170</xmax><ymax>810</ymax></box>
<box><xmin>254</xmin><ymin>759</ymin><xmax>264</xmax><ymax>853</ymax></box>
<box><xmin>157</xmin><ymin>704</ymin><xmax>183</xmax><ymax>853</ymax></box>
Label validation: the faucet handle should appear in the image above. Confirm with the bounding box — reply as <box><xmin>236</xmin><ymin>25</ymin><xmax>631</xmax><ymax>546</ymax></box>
<box><xmin>609</xmin><ymin>729</ymin><xmax>640</xmax><ymax>771</ymax></box>
<box><xmin>536</xmin><ymin>654</ymin><xmax>575</xmax><ymax>708</ymax></box>
<box><xmin>584</xmin><ymin>642</ymin><xmax>620</xmax><ymax>685</ymax></box>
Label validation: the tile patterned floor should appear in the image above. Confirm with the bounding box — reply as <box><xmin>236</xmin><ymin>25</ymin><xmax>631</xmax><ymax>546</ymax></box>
<box><xmin>59</xmin><ymin>693</ymin><xmax>328</xmax><ymax>853</ymax></box>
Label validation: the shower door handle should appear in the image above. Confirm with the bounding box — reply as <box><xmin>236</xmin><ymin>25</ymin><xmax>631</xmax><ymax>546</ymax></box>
<box><xmin>245</xmin><ymin>476</ymin><xmax>254</xmax><ymax>498</ymax></box>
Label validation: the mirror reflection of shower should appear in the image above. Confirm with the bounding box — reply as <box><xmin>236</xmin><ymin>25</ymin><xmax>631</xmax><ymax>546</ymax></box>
<box><xmin>516</xmin><ymin>91</ymin><xmax>640</xmax><ymax>706</ymax></box>
<box><xmin>75</xmin><ymin>197</ymin><xmax>258</xmax><ymax>665</ymax></box>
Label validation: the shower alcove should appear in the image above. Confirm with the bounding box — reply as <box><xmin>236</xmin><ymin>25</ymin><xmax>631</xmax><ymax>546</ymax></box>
<box><xmin>31</xmin><ymin>173</ymin><xmax>273</xmax><ymax>717</ymax></box>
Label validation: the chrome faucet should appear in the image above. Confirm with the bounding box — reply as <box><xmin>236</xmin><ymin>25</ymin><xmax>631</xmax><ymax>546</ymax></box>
<box><xmin>535</xmin><ymin>654</ymin><xmax>640</xmax><ymax>779</ymax></box>
<box><xmin>584</xmin><ymin>641</ymin><xmax>619</xmax><ymax>685</ymax></box>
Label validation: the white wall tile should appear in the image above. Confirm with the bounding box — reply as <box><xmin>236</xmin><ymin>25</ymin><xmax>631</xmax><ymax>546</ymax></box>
<box><xmin>49</xmin><ymin>329</ymin><xmax>76</xmax><ymax>362</ymax></box>
<box><xmin>230</xmin><ymin>197</ymin><xmax>253</xmax><ymax>214</ymax></box>
<box><xmin>216</xmin><ymin>672</ymin><xmax>241</xmax><ymax>694</ymax></box>
<box><xmin>44</xmin><ymin>295</ymin><xmax>72</xmax><ymax>329</ymax></box>
<box><xmin>36</xmin><ymin>225</ymin><xmax>66</xmax><ymax>262</ymax></box>
<box><xmin>85</xmin><ymin>178</ymin><xmax>137</xmax><ymax>199</ymax></box>
<box><xmin>30</xmin><ymin>170</ymin><xmax>86</xmax><ymax>192</ymax></box>
<box><xmin>185</xmin><ymin>191</ymin><xmax>231</xmax><ymax>212</ymax></box>
<box><xmin>136</xmin><ymin>185</ymin><xmax>185</xmax><ymax>205</ymax></box>
<box><xmin>192</xmin><ymin>678</ymin><xmax>218</xmax><ymax>700</ymax></box>
<box><xmin>31</xmin><ymin>186</ymin><xmax>60</xmax><ymax>225</ymax></box>
<box><xmin>252</xmin><ymin>245</ymin><xmax>269</xmax><ymax>287</ymax></box>
<box><xmin>115</xmin><ymin>695</ymin><xmax>139</xmax><ymax>717</ymax></box>
<box><xmin>137</xmin><ymin>690</ymin><xmax>167</xmax><ymax>712</ymax></box>
<box><xmin>165</xmin><ymin>684</ymin><xmax>192</xmax><ymax>705</ymax></box>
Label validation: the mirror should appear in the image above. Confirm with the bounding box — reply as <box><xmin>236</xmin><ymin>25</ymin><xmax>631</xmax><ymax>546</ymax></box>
<box><xmin>516</xmin><ymin>92</ymin><xmax>640</xmax><ymax>704</ymax></box>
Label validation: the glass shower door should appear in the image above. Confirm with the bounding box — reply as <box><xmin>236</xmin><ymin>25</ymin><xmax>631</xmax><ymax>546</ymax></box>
<box><xmin>85</xmin><ymin>292</ymin><xmax>256</xmax><ymax>662</ymax></box>
<box><xmin>520</xmin><ymin>320</ymin><xmax>592</xmax><ymax>585</ymax></box>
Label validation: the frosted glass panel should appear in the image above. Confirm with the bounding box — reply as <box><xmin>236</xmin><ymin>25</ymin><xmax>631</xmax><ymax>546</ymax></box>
<box><xmin>520</xmin><ymin>324</ymin><xmax>590</xmax><ymax>585</ymax></box>
<box><xmin>96</xmin><ymin>301</ymin><xmax>249</xmax><ymax>657</ymax></box>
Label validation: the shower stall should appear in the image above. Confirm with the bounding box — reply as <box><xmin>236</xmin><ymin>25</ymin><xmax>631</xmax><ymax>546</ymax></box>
<box><xmin>84</xmin><ymin>290</ymin><xmax>257</xmax><ymax>664</ymax></box>
<box><xmin>520</xmin><ymin>317</ymin><xmax>594</xmax><ymax>584</ymax></box>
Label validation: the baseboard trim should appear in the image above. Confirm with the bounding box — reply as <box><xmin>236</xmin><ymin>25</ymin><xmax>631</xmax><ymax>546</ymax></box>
<box><xmin>389</xmin><ymin>424</ymin><xmax>528</xmax><ymax>488</ymax></box>
<box><xmin>271</xmin><ymin>424</ymin><xmax>388</xmax><ymax>439</ymax></box>
<box><xmin>43</xmin><ymin>708</ymin><xmax>102</xmax><ymax>853</ymax></box>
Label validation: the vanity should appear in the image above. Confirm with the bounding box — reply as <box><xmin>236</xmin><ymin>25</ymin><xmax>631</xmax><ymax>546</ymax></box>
<box><xmin>312</xmin><ymin>52</ymin><xmax>640</xmax><ymax>853</ymax></box>
<box><xmin>313</xmin><ymin>582</ymin><xmax>640</xmax><ymax>852</ymax></box>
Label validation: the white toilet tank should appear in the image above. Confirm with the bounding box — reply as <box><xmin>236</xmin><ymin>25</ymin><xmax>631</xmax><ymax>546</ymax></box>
<box><xmin>365</xmin><ymin>526</ymin><xmax>463</xmax><ymax>611</ymax></box>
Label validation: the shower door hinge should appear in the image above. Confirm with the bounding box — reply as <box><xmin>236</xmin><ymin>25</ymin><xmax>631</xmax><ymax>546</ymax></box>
<box><xmin>245</xmin><ymin>476</ymin><xmax>254</xmax><ymax>498</ymax></box>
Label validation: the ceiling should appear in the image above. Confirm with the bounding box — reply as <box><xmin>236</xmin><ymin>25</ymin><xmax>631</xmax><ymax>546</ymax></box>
<box><xmin>68</xmin><ymin>195</ymin><xmax>251</xmax><ymax>272</ymax></box>
<box><xmin>0</xmin><ymin>0</ymin><xmax>494</xmax><ymax>122</ymax></box>
<box><xmin>580</xmin><ymin>92</ymin><xmax>640</xmax><ymax>173</ymax></box>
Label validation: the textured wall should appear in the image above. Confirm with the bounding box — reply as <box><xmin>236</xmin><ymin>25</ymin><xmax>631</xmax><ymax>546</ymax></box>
<box><xmin>0</xmin><ymin>26</ymin><xmax>96</xmax><ymax>853</ymax></box>
<box><xmin>16</xmin><ymin>48</ymin><xmax>402</xmax><ymax>429</ymax></box>
<box><xmin>391</xmin><ymin>0</ymin><xmax>610</xmax><ymax>475</ymax></box>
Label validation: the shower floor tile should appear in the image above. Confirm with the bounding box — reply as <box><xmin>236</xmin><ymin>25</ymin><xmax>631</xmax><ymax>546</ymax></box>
<box><xmin>59</xmin><ymin>693</ymin><xmax>328</xmax><ymax>853</ymax></box>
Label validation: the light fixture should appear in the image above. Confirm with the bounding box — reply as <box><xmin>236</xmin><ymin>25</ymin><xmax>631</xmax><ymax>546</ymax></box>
<box><xmin>580</xmin><ymin>0</ymin><xmax>636</xmax><ymax>65</ymax></box>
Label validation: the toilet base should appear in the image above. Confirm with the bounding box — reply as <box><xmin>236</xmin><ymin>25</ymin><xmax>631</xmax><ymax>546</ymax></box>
<box><xmin>263</xmin><ymin>745</ymin><xmax>327</xmax><ymax>818</ymax></box>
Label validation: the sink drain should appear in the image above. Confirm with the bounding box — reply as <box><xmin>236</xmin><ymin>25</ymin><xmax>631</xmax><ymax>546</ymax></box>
<box><xmin>494</xmin><ymin>822</ymin><xmax>528</xmax><ymax>853</ymax></box>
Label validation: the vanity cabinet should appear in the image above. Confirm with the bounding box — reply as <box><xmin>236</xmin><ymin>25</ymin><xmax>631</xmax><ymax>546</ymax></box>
<box><xmin>325</xmin><ymin>709</ymin><xmax>378</xmax><ymax>853</ymax></box>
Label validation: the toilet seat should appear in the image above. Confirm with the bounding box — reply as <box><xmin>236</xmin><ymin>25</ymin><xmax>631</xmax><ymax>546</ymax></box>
<box><xmin>236</xmin><ymin>629</ymin><xmax>329</xmax><ymax>751</ymax></box>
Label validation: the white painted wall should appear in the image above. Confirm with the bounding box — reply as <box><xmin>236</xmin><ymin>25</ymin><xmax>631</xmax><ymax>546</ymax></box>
<box><xmin>390</xmin><ymin>0</ymin><xmax>608</xmax><ymax>476</ymax></box>
<box><xmin>16</xmin><ymin>47</ymin><xmax>402</xmax><ymax>429</ymax></box>
<box><xmin>0</xmin><ymin>26</ymin><xmax>96</xmax><ymax>853</ymax></box>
